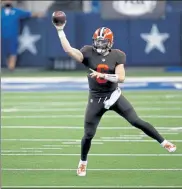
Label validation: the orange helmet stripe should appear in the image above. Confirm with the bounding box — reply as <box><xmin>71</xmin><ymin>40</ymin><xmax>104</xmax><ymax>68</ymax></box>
<box><xmin>93</xmin><ymin>27</ymin><xmax>114</xmax><ymax>45</ymax></box>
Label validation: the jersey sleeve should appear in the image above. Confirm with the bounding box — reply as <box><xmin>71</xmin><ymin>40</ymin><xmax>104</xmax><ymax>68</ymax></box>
<box><xmin>80</xmin><ymin>45</ymin><xmax>90</xmax><ymax>66</ymax></box>
<box><xmin>115</xmin><ymin>49</ymin><xmax>126</xmax><ymax>66</ymax></box>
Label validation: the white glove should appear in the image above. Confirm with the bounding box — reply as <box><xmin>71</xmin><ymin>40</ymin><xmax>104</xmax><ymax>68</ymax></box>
<box><xmin>52</xmin><ymin>21</ymin><xmax>66</xmax><ymax>31</ymax></box>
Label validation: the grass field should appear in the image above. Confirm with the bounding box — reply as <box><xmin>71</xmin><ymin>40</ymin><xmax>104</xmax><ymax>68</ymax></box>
<box><xmin>1</xmin><ymin>69</ymin><xmax>182</xmax><ymax>77</ymax></box>
<box><xmin>1</xmin><ymin>90</ymin><xmax>182</xmax><ymax>188</ymax></box>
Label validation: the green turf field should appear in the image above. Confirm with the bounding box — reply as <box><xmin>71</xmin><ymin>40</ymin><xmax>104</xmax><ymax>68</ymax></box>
<box><xmin>1</xmin><ymin>69</ymin><xmax>182</xmax><ymax>77</ymax></box>
<box><xmin>1</xmin><ymin>90</ymin><xmax>182</xmax><ymax>188</ymax></box>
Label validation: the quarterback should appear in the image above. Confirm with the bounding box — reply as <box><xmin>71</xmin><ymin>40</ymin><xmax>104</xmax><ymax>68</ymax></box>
<box><xmin>52</xmin><ymin>14</ymin><xmax>176</xmax><ymax>177</ymax></box>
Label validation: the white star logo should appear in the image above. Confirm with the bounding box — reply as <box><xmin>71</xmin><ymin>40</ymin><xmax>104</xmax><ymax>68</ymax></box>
<box><xmin>140</xmin><ymin>24</ymin><xmax>170</xmax><ymax>54</ymax></box>
<box><xmin>18</xmin><ymin>26</ymin><xmax>41</xmax><ymax>55</ymax></box>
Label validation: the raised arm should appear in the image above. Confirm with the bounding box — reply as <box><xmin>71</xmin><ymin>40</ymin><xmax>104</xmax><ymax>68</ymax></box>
<box><xmin>52</xmin><ymin>17</ymin><xmax>83</xmax><ymax>63</ymax></box>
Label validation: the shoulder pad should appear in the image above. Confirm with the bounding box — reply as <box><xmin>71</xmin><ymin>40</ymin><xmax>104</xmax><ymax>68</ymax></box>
<box><xmin>114</xmin><ymin>49</ymin><xmax>126</xmax><ymax>56</ymax></box>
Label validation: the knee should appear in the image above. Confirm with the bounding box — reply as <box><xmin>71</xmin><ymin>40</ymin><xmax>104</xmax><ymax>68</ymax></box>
<box><xmin>124</xmin><ymin>108</ymin><xmax>149</xmax><ymax>128</ymax></box>
<box><xmin>83</xmin><ymin>122</ymin><xmax>96</xmax><ymax>140</ymax></box>
<box><xmin>84</xmin><ymin>130</ymin><xmax>95</xmax><ymax>140</ymax></box>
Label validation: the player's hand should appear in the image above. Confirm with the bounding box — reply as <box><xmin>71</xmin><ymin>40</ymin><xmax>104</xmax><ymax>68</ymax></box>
<box><xmin>89</xmin><ymin>68</ymin><xmax>105</xmax><ymax>79</ymax></box>
<box><xmin>52</xmin><ymin>21</ymin><xmax>66</xmax><ymax>31</ymax></box>
<box><xmin>52</xmin><ymin>11</ymin><xmax>66</xmax><ymax>31</ymax></box>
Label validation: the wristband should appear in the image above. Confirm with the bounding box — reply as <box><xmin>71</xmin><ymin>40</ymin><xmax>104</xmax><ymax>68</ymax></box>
<box><xmin>104</xmin><ymin>74</ymin><xmax>119</xmax><ymax>83</ymax></box>
<box><xmin>58</xmin><ymin>30</ymin><xmax>66</xmax><ymax>38</ymax></box>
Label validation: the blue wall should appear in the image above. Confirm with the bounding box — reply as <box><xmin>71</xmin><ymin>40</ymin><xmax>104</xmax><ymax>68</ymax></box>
<box><xmin>1</xmin><ymin>12</ymin><xmax>181</xmax><ymax>68</ymax></box>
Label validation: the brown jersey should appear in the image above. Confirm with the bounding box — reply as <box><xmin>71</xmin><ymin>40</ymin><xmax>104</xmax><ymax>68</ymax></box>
<box><xmin>80</xmin><ymin>45</ymin><xmax>126</xmax><ymax>96</ymax></box>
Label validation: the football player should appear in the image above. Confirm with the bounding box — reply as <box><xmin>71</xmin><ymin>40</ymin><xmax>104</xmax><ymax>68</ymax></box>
<box><xmin>52</xmin><ymin>20</ymin><xmax>177</xmax><ymax>177</ymax></box>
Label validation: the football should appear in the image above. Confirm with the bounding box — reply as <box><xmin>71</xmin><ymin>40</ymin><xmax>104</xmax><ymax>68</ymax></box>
<box><xmin>52</xmin><ymin>11</ymin><xmax>66</xmax><ymax>26</ymax></box>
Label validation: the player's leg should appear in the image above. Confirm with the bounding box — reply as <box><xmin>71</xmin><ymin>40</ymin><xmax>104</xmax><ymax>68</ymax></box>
<box><xmin>7</xmin><ymin>55</ymin><xmax>17</xmax><ymax>71</ymax></box>
<box><xmin>112</xmin><ymin>94</ymin><xmax>176</xmax><ymax>152</ymax></box>
<box><xmin>7</xmin><ymin>38</ymin><xmax>18</xmax><ymax>71</ymax></box>
<box><xmin>77</xmin><ymin>95</ymin><xmax>107</xmax><ymax>176</ymax></box>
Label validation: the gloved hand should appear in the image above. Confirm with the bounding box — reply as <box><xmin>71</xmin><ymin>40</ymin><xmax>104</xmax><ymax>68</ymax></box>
<box><xmin>52</xmin><ymin>20</ymin><xmax>66</xmax><ymax>31</ymax></box>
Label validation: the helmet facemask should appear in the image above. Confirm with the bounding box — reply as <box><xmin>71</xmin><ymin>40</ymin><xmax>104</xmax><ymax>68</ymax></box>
<box><xmin>93</xmin><ymin>37</ymin><xmax>113</xmax><ymax>55</ymax></box>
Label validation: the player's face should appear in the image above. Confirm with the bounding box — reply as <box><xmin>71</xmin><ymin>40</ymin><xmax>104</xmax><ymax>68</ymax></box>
<box><xmin>93</xmin><ymin>38</ymin><xmax>109</xmax><ymax>54</ymax></box>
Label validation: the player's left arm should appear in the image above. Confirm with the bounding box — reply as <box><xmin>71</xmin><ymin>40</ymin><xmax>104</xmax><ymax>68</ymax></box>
<box><xmin>115</xmin><ymin>64</ymin><xmax>125</xmax><ymax>83</ymax></box>
<box><xmin>90</xmin><ymin>50</ymin><xmax>126</xmax><ymax>83</ymax></box>
<box><xmin>90</xmin><ymin>64</ymin><xmax>125</xmax><ymax>83</ymax></box>
<box><xmin>114</xmin><ymin>50</ymin><xmax>126</xmax><ymax>83</ymax></box>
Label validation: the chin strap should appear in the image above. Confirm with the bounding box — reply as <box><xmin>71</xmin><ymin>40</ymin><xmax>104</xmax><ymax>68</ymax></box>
<box><xmin>104</xmin><ymin>74</ymin><xmax>119</xmax><ymax>83</ymax></box>
<box><xmin>96</xmin><ymin>49</ymin><xmax>110</xmax><ymax>56</ymax></box>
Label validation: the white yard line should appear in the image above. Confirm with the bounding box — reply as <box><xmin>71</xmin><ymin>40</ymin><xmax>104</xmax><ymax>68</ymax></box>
<box><xmin>21</xmin><ymin>148</ymin><xmax>62</xmax><ymax>150</ymax></box>
<box><xmin>20</xmin><ymin>142</ymin><xmax>102</xmax><ymax>147</ymax></box>
<box><xmin>101</xmin><ymin>135</ymin><xmax>178</xmax><ymax>140</ymax></box>
<box><xmin>62</xmin><ymin>142</ymin><xmax>103</xmax><ymax>145</ymax></box>
<box><xmin>60</xmin><ymin>142</ymin><xmax>81</xmax><ymax>145</ymax></box>
<box><xmin>1</xmin><ymin>153</ymin><xmax>182</xmax><ymax>156</ymax></box>
<box><xmin>2</xmin><ymin>126</ymin><xmax>182</xmax><ymax>130</ymax></box>
<box><xmin>101</xmin><ymin>137</ymin><xmax>143</xmax><ymax>139</ymax></box>
<box><xmin>2</xmin><ymin>186</ymin><xmax>182</xmax><ymax>188</ymax></box>
<box><xmin>2</xmin><ymin>94</ymin><xmax>182</xmax><ymax>100</ymax></box>
<box><xmin>1</xmin><ymin>150</ymin><xmax>42</xmax><ymax>153</ymax></box>
<box><xmin>43</xmin><ymin>145</ymin><xmax>65</xmax><ymax>147</ymax></box>
<box><xmin>149</xmin><ymin>133</ymin><xmax>178</xmax><ymax>135</ymax></box>
<box><xmin>2</xmin><ymin>139</ymin><xmax>182</xmax><ymax>142</ymax></box>
<box><xmin>2</xmin><ymin>101</ymin><xmax>182</xmax><ymax>106</ymax></box>
<box><xmin>2</xmin><ymin>168</ymin><xmax>182</xmax><ymax>171</ymax></box>
<box><xmin>42</xmin><ymin>143</ymin><xmax>102</xmax><ymax>147</ymax></box>
<box><xmin>2</xmin><ymin>107</ymin><xmax>182</xmax><ymax>112</ymax></box>
<box><xmin>2</xmin><ymin>115</ymin><xmax>182</xmax><ymax>119</ymax></box>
